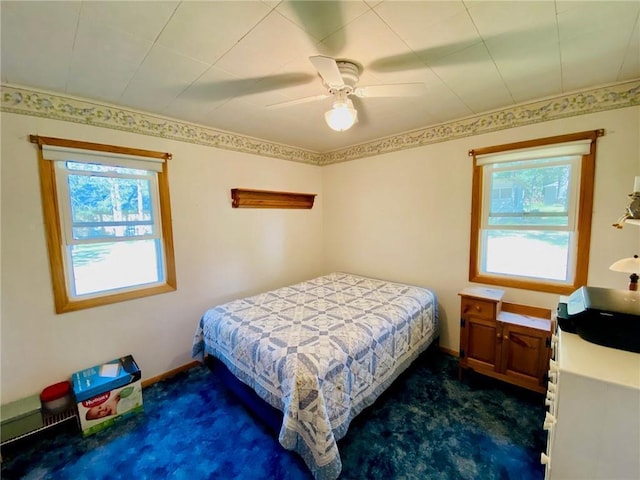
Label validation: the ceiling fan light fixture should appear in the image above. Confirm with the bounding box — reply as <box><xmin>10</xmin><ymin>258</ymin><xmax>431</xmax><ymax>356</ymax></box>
<box><xmin>325</xmin><ymin>97</ymin><xmax>357</xmax><ymax>132</ymax></box>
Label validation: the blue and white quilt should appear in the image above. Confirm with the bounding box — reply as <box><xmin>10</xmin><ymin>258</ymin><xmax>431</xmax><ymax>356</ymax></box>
<box><xmin>192</xmin><ymin>272</ymin><xmax>438</xmax><ymax>480</ymax></box>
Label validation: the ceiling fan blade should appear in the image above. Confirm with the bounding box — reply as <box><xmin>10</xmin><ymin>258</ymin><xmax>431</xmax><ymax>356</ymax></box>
<box><xmin>309</xmin><ymin>55</ymin><xmax>344</xmax><ymax>89</ymax></box>
<box><xmin>266</xmin><ymin>93</ymin><xmax>332</xmax><ymax>109</ymax></box>
<box><xmin>368</xmin><ymin>51</ymin><xmax>425</xmax><ymax>73</ymax></box>
<box><xmin>370</xmin><ymin>27</ymin><xmax>550</xmax><ymax>72</ymax></box>
<box><xmin>287</xmin><ymin>2</ymin><xmax>346</xmax><ymax>55</ymax></box>
<box><xmin>183</xmin><ymin>73</ymin><xmax>315</xmax><ymax>101</ymax></box>
<box><xmin>354</xmin><ymin>83</ymin><xmax>426</xmax><ymax>98</ymax></box>
<box><xmin>350</xmin><ymin>96</ymin><xmax>369</xmax><ymax>127</ymax></box>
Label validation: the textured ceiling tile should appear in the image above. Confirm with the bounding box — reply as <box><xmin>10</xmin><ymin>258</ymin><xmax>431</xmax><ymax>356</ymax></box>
<box><xmin>68</xmin><ymin>14</ymin><xmax>154</xmax><ymax>103</ymax></box>
<box><xmin>275</xmin><ymin>0</ymin><xmax>370</xmax><ymax>44</ymax></box>
<box><xmin>79</xmin><ymin>1</ymin><xmax>178</xmax><ymax>43</ymax></box>
<box><xmin>214</xmin><ymin>9</ymin><xmax>318</xmax><ymax>79</ymax></box>
<box><xmin>376</xmin><ymin>3</ymin><xmax>480</xmax><ymax>67</ymax></box>
<box><xmin>0</xmin><ymin>2</ymin><xmax>80</xmax><ymax>91</ymax></box>
<box><xmin>374</xmin><ymin>0</ymin><xmax>470</xmax><ymax>57</ymax></box>
<box><xmin>256</xmin><ymin>57</ymin><xmax>328</xmax><ymax>104</ymax></box>
<box><xmin>317</xmin><ymin>10</ymin><xmax>406</xmax><ymax>64</ymax></box>
<box><xmin>417</xmin><ymin>82</ymin><xmax>473</xmax><ymax>122</ymax></box>
<box><xmin>163</xmin><ymin>66</ymin><xmax>242</xmax><ymax>123</ymax></box>
<box><xmin>619</xmin><ymin>20</ymin><xmax>640</xmax><ymax>80</ymax></box>
<box><xmin>428</xmin><ymin>43</ymin><xmax>513</xmax><ymax>112</ymax></box>
<box><xmin>503</xmin><ymin>66</ymin><xmax>562</xmax><ymax>104</ymax></box>
<box><xmin>492</xmin><ymin>40</ymin><xmax>562</xmax><ymax>103</ymax></box>
<box><xmin>561</xmin><ymin>29</ymin><xmax>632</xmax><ymax>91</ymax></box>
<box><xmin>557</xmin><ymin>1</ymin><xmax>640</xmax><ymax>41</ymax></box>
<box><xmin>120</xmin><ymin>45</ymin><xmax>210</xmax><ymax>113</ymax></box>
<box><xmin>157</xmin><ymin>1</ymin><xmax>272</xmax><ymax>64</ymax></box>
<box><xmin>203</xmin><ymin>97</ymin><xmax>329</xmax><ymax>151</ymax></box>
<box><xmin>468</xmin><ymin>0</ymin><xmax>556</xmax><ymax>38</ymax></box>
<box><xmin>471</xmin><ymin>1</ymin><xmax>558</xmax><ymax>61</ymax></box>
<box><xmin>363</xmin><ymin>96</ymin><xmax>437</xmax><ymax>133</ymax></box>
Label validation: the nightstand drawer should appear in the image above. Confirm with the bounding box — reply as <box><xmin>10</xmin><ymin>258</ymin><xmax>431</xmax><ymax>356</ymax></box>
<box><xmin>461</xmin><ymin>298</ymin><xmax>497</xmax><ymax>320</ymax></box>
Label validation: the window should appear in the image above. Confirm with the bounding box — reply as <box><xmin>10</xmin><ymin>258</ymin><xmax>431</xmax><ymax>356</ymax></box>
<box><xmin>468</xmin><ymin>130</ymin><xmax>602</xmax><ymax>294</ymax></box>
<box><xmin>31</xmin><ymin>135</ymin><xmax>176</xmax><ymax>313</ymax></box>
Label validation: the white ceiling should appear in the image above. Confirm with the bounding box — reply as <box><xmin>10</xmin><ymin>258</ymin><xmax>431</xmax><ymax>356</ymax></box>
<box><xmin>2</xmin><ymin>1</ymin><xmax>639</xmax><ymax>153</ymax></box>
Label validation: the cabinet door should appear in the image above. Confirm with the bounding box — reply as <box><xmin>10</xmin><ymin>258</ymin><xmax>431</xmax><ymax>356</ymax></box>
<box><xmin>461</xmin><ymin>315</ymin><xmax>500</xmax><ymax>373</ymax></box>
<box><xmin>500</xmin><ymin>322</ymin><xmax>549</xmax><ymax>389</ymax></box>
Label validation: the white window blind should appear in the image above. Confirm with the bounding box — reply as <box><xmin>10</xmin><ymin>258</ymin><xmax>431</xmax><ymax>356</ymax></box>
<box><xmin>475</xmin><ymin>139</ymin><xmax>592</xmax><ymax>166</ymax></box>
<box><xmin>41</xmin><ymin>144</ymin><xmax>165</xmax><ymax>172</ymax></box>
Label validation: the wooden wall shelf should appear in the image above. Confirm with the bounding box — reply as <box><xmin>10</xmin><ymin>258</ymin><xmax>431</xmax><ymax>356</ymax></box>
<box><xmin>231</xmin><ymin>188</ymin><xmax>316</xmax><ymax>209</ymax></box>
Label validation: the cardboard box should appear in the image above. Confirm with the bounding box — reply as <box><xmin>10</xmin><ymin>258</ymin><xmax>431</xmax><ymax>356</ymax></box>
<box><xmin>1</xmin><ymin>394</ymin><xmax>43</xmax><ymax>443</ymax></box>
<box><xmin>72</xmin><ymin>355</ymin><xmax>143</xmax><ymax>437</ymax></box>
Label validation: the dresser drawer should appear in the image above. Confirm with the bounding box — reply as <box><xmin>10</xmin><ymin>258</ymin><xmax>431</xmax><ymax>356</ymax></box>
<box><xmin>461</xmin><ymin>297</ymin><xmax>497</xmax><ymax>320</ymax></box>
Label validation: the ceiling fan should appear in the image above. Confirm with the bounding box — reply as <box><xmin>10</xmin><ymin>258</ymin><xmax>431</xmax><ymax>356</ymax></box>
<box><xmin>268</xmin><ymin>55</ymin><xmax>426</xmax><ymax>132</ymax></box>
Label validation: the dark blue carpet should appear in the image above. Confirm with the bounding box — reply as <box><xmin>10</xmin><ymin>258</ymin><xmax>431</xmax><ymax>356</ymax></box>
<box><xmin>1</xmin><ymin>350</ymin><xmax>545</xmax><ymax>479</ymax></box>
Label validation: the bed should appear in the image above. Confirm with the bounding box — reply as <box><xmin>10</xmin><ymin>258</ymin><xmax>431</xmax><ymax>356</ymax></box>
<box><xmin>191</xmin><ymin>272</ymin><xmax>438</xmax><ymax>480</ymax></box>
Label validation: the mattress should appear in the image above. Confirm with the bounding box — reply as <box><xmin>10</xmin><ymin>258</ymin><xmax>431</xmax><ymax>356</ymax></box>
<box><xmin>192</xmin><ymin>272</ymin><xmax>438</xmax><ymax>479</ymax></box>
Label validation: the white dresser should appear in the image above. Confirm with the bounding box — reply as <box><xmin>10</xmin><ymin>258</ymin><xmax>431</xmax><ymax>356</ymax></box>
<box><xmin>542</xmin><ymin>327</ymin><xmax>640</xmax><ymax>479</ymax></box>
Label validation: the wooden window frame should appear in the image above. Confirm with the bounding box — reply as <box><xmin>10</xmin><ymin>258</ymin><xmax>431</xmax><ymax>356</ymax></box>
<box><xmin>30</xmin><ymin>135</ymin><xmax>177</xmax><ymax>313</ymax></box>
<box><xmin>468</xmin><ymin>130</ymin><xmax>603</xmax><ymax>295</ymax></box>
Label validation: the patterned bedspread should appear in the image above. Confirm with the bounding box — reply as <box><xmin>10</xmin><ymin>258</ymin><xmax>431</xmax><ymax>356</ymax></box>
<box><xmin>192</xmin><ymin>272</ymin><xmax>438</xmax><ymax>480</ymax></box>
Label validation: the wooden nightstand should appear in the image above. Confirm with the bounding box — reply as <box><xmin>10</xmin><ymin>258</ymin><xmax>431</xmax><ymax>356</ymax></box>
<box><xmin>458</xmin><ymin>287</ymin><xmax>554</xmax><ymax>394</ymax></box>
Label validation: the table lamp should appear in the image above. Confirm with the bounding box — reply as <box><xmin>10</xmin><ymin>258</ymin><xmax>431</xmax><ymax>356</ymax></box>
<box><xmin>609</xmin><ymin>254</ymin><xmax>640</xmax><ymax>290</ymax></box>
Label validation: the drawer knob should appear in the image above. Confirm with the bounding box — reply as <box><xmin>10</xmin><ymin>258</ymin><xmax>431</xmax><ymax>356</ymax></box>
<box><xmin>543</xmin><ymin>412</ymin><xmax>556</xmax><ymax>430</ymax></box>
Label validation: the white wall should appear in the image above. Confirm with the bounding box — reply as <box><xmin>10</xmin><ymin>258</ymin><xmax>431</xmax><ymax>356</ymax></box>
<box><xmin>1</xmin><ymin>113</ymin><xmax>324</xmax><ymax>403</ymax></box>
<box><xmin>323</xmin><ymin>107</ymin><xmax>640</xmax><ymax>352</ymax></box>
<box><xmin>2</xmin><ymin>106</ymin><xmax>638</xmax><ymax>404</ymax></box>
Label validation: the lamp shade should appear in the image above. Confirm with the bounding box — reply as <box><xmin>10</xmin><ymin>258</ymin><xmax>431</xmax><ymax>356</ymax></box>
<box><xmin>610</xmin><ymin>254</ymin><xmax>640</xmax><ymax>273</ymax></box>
<box><xmin>325</xmin><ymin>97</ymin><xmax>357</xmax><ymax>132</ymax></box>
<box><xmin>610</xmin><ymin>254</ymin><xmax>640</xmax><ymax>290</ymax></box>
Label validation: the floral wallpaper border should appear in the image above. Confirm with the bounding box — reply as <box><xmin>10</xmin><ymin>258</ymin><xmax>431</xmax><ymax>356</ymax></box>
<box><xmin>0</xmin><ymin>85</ymin><xmax>323</xmax><ymax>166</ymax></box>
<box><xmin>323</xmin><ymin>79</ymin><xmax>640</xmax><ymax>165</ymax></box>
<box><xmin>2</xmin><ymin>79</ymin><xmax>639</xmax><ymax>166</ymax></box>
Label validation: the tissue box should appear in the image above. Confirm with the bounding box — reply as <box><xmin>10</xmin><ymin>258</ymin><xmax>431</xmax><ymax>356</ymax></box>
<box><xmin>72</xmin><ymin>355</ymin><xmax>143</xmax><ymax>437</ymax></box>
